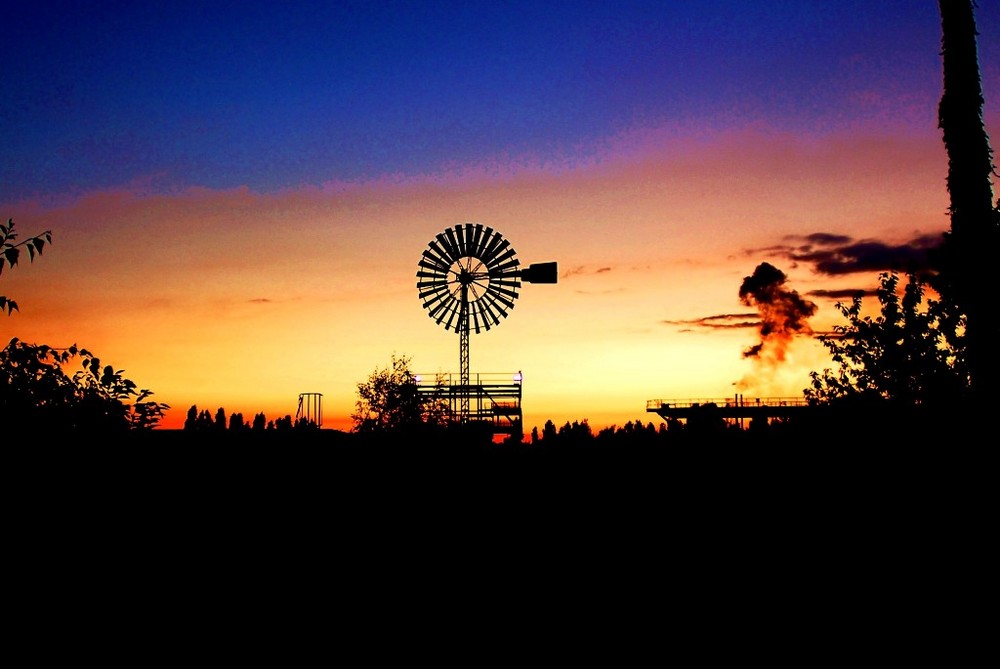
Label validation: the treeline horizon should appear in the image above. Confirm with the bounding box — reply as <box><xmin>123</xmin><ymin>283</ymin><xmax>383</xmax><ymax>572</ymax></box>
<box><xmin>153</xmin><ymin>399</ymin><xmax>964</xmax><ymax>451</ymax></box>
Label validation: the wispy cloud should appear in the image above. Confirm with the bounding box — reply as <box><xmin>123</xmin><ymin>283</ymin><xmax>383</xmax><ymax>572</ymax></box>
<box><xmin>662</xmin><ymin>313</ymin><xmax>759</xmax><ymax>332</ymax></box>
<box><xmin>560</xmin><ymin>265</ymin><xmax>613</xmax><ymax>280</ymax></box>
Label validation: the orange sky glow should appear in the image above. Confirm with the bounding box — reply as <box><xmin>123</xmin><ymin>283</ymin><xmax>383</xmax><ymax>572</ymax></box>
<box><xmin>3</xmin><ymin>119</ymin><xmax>971</xmax><ymax>433</ymax></box>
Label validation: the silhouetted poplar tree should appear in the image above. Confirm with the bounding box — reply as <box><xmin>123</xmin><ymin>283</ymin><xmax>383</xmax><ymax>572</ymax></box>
<box><xmin>936</xmin><ymin>0</ymin><xmax>1000</xmax><ymax>404</ymax></box>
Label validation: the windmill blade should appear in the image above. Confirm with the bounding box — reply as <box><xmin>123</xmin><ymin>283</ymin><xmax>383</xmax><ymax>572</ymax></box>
<box><xmin>418</xmin><ymin>285</ymin><xmax>443</xmax><ymax>303</ymax></box>
<box><xmin>489</xmin><ymin>248</ymin><xmax>519</xmax><ymax>270</ymax></box>
<box><xmin>492</xmin><ymin>288</ymin><xmax>520</xmax><ymax>306</ymax></box>
<box><xmin>416</xmin><ymin>262</ymin><xmax>447</xmax><ymax>279</ymax></box>
<box><xmin>480</xmin><ymin>291</ymin><xmax>511</xmax><ymax>316</ymax></box>
<box><xmin>479</xmin><ymin>307</ymin><xmax>495</xmax><ymax>331</ymax></box>
<box><xmin>418</xmin><ymin>274</ymin><xmax>448</xmax><ymax>290</ymax></box>
<box><xmin>441</xmin><ymin>303</ymin><xmax>460</xmax><ymax>331</ymax></box>
<box><xmin>456</xmin><ymin>224</ymin><xmax>469</xmax><ymax>257</ymax></box>
<box><xmin>483</xmin><ymin>288</ymin><xmax>515</xmax><ymax>312</ymax></box>
<box><xmin>490</xmin><ymin>284</ymin><xmax>520</xmax><ymax>303</ymax></box>
<box><xmin>470</xmin><ymin>307</ymin><xmax>485</xmax><ymax>334</ymax></box>
<box><xmin>491</xmin><ymin>275</ymin><xmax>522</xmax><ymax>288</ymax></box>
<box><xmin>436</xmin><ymin>230</ymin><xmax>460</xmax><ymax>262</ymax></box>
<box><xmin>417</xmin><ymin>278</ymin><xmax>451</xmax><ymax>299</ymax></box>
<box><xmin>483</xmin><ymin>234</ymin><xmax>508</xmax><ymax>263</ymax></box>
<box><xmin>472</xmin><ymin>224</ymin><xmax>488</xmax><ymax>259</ymax></box>
<box><xmin>426</xmin><ymin>294</ymin><xmax>453</xmax><ymax>318</ymax></box>
<box><xmin>444</xmin><ymin>226</ymin><xmax>463</xmax><ymax>259</ymax></box>
<box><xmin>422</xmin><ymin>243</ymin><xmax>453</xmax><ymax>270</ymax></box>
<box><xmin>462</xmin><ymin>222</ymin><xmax>478</xmax><ymax>256</ymax></box>
<box><xmin>491</xmin><ymin>275</ymin><xmax>522</xmax><ymax>289</ymax></box>
<box><xmin>417</xmin><ymin>266</ymin><xmax>449</xmax><ymax>283</ymax></box>
<box><xmin>479</xmin><ymin>297</ymin><xmax>503</xmax><ymax>326</ymax></box>
<box><xmin>491</xmin><ymin>270</ymin><xmax>521</xmax><ymax>286</ymax></box>
<box><xmin>422</xmin><ymin>289</ymin><xmax>453</xmax><ymax>313</ymax></box>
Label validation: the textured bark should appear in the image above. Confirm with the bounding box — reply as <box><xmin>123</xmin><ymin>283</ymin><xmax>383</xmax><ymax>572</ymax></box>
<box><xmin>937</xmin><ymin>0</ymin><xmax>1000</xmax><ymax>403</ymax></box>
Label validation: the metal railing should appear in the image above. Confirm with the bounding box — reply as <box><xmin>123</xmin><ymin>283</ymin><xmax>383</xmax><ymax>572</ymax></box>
<box><xmin>646</xmin><ymin>397</ymin><xmax>809</xmax><ymax>411</ymax></box>
<box><xmin>414</xmin><ymin>372</ymin><xmax>524</xmax><ymax>387</ymax></box>
<box><xmin>414</xmin><ymin>371</ymin><xmax>524</xmax><ymax>436</ymax></box>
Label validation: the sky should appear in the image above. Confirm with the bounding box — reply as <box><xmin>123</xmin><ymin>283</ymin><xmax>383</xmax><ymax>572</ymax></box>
<box><xmin>3</xmin><ymin>1</ymin><xmax>998</xmax><ymax>433</ymax></box>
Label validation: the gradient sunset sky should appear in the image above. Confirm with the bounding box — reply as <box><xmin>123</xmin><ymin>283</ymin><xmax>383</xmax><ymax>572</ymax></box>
<box><xmin>3</xmin><ymin>1</ymin><xmax>998</xmax><ymax>432</ymax></box>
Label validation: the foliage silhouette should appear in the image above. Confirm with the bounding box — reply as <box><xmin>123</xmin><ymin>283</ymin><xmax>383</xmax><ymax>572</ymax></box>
<box><xmin>1</xmin><ymin>218</ymin><xmax>169</xmax><ymax>432</ymax></box>
<box><xmin>1</xmin><ymin>218</ymin><xmax>51</xmax><ymax>315</ymax></box>
<box><xmin>805</xmin><ymin>271</ymin><xmax>968</xmax><ymax>409</ymax></box>
<box><xmin>1</xmin><ymin>338</ymin><xmax>169</xmax><ymax>431</ymax></box>
<box><xmin>351</xmin><ymin>353</ymin><xmax>448</xmax><ymax>435</ymax></box>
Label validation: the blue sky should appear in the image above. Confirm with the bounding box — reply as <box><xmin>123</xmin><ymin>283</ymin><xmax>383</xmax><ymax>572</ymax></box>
<box><xmin>5</xmin><ymin>1</ymin><xmax>990</xmax><ymax>202</ymax></box>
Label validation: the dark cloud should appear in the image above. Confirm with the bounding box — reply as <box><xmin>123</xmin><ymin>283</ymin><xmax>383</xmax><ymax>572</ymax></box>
<box><xmin>807</xmin><ymin>287</ymin><xmax>878</xmax><ymax>299</ymax></box>
<box><xmin>758</xmin><ymin>231</ymin><xmax>945</xmax><ymax>276</ymax></box>
<box><xmin>794</xmin><ymin>232</ymin><xmax>853</xmax><ymax>247</ymax></box>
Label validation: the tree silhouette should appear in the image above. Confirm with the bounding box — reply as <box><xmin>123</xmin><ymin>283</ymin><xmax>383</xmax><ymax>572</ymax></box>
<box><xmin>934</xmin><ymin>0</ymin><xmax>1000</xmax><ymax>405</ymax></box>
<box><xmin>2</xmin><ymin>218</ymin><xmax>169</xmax><ymax>432</ymax></box>
<box><xmin>351</xmin><ymin>353</ymin><xmax>447</xmax><ymax>434</ymax></box>
<box><xmin>805</xmin><ymin>271</ymin><xmax>967</xmax><ymax>408</ymax></box>
<box><xmin>1</xmin><ymin>338</ymin><xmax>169</xmax><ymax>431</ymax></box>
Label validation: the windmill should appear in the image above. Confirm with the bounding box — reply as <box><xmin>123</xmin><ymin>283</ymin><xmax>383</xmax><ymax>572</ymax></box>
<box><xmin>416</xmin><ymin>223</ymin><xmax>557</xmax><ymax>426</ymax></box>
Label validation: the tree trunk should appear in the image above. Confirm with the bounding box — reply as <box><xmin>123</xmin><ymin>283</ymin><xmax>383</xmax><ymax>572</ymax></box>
<box><xmin>937</xmin><ymin>0</ymin><xmax>1000</xmax><ymax>406</ymax></box>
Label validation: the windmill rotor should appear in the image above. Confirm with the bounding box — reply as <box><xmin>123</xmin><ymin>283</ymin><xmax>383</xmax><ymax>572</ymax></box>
<box><xmin>417</xmin><ymin>223</ymin><xmax>523</xmax><ymax>334</ymax></box>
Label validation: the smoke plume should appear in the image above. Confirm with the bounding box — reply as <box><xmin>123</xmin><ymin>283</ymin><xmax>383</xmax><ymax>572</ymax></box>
<box><xmin>738</xmin><ymin>262</ymin><xmax>817</xmax><ymax>362</ymax></box>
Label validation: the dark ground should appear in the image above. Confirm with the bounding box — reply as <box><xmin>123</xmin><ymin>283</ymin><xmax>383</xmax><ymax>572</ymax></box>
<box><xmin>7</xmin><ymin>422</ymin><xmax>986</xmax><ymax>654</ymax></box>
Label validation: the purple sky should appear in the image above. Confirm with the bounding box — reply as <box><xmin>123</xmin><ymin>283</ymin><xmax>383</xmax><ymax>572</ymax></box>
<box><xmin>5</xmin><ymin>1</ymin><xmax>997</xmax><ymax>204</ymax></box>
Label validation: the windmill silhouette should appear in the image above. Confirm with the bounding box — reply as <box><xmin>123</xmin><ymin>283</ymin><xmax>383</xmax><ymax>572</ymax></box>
<box><xmin>416</xmin><ymin>223</ymin><xmax>556</xmax><ymax>434</ymax></box>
